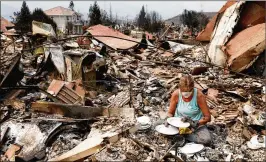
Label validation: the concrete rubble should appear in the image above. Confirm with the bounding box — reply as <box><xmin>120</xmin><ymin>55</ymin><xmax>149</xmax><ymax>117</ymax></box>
<box><xmin>0</xmin><ymin>3</ymin><xmax>265</xmax><ymax>162</ymax></box>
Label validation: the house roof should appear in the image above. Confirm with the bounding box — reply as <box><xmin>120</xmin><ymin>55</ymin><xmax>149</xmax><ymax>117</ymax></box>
<box><xmin>44</xmin><ymin>6</ymin><xmax>75</xmax><ymax>16</ymax></box>
<box><xmin>1</xmin><ymin>17</ymin><xmax>14</xmax><ymax>32</ymax></box>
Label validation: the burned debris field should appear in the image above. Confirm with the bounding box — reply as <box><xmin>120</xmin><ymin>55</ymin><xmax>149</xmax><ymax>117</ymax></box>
<box><xmin>0</xmin><ymin>1</ymin><xmax>265</xmax><ymax>162</ymax></box>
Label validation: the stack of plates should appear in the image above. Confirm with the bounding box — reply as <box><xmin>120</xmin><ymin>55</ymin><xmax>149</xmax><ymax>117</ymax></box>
<box><xmin>136</xmin><ymin>116</ymin><xmax>152</xmax><ymax>131</ymax></box>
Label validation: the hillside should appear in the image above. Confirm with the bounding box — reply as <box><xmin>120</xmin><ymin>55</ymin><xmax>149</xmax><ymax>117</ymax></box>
<box><xmin>165</xmin><ymin>12</ymin><xmax>216</xmax><ymax>25</ymax></box>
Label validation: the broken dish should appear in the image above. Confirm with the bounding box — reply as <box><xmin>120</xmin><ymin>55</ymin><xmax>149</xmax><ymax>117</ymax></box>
<box><xmin>247</xmin><ymin>135</ymin><xmax>266</xmax><ymax>150</ymax></box>
<box><xmin>137</xmin><ymin>123</ymin><xmax>152</xmax><ymax>131</ymax></box>
<box><xmin>167</xmin><ymin>117</ymin><xmax>190</xmax><ymax>128</ymax></box>
<box><xmin>136</xmin><ymin>116</ymin><xmax>151</xmax><ymax>125</ymax></box>
<box><xmin>155</xmin><ymin>124</ymin><xmax>179</xmax><ymax>135</ymax></box>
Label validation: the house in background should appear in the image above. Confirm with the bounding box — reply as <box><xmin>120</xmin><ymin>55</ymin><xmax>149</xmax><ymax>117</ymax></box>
<box><xmin>44</xmin><ymin>6</ymin><xmax>83</xmax><ymax>35</ymax></box>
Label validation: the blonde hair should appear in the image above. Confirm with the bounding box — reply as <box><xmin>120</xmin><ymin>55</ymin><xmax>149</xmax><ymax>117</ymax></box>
<box><xmin>179</xmin><ymin>74</ymin><xmax>194</xmax><ymax>88</ymax></box>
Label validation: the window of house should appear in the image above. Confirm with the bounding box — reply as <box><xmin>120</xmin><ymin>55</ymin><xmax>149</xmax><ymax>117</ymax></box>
<box><xmin>67</xmin><ymin>16</ymin><xmax>69</xmax><ymax>21</ymax></box>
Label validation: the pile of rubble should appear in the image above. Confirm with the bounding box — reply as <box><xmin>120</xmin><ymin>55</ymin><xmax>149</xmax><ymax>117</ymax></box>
<box><xmin>0</xmin><ymin>2</ymin><xmax>266</xmax><ymax>161</ymax></box>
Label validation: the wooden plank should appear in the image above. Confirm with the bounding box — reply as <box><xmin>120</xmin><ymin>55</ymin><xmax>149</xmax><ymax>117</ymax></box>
<box><xmin>48</xmin><ymin>137</ymin><xmax>104</xmax><ymax>161</ymax></box>
<box><xmin>48</xmin><ymin>126</ymin><xmax>138</xmax><ymax>162</ymax></box>
<box><xmin>3</xmin><ymin>99</ymin><xmax>25</xmax><ymax>110</ymax></box>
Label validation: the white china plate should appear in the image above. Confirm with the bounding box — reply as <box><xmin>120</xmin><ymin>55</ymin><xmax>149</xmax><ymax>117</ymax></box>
<box><xmin>180</xmin><ymin>143</ymin><xmax>204</xmax><ymax>154</ymax></box>
<box><xmin>155</xmin><ymin>124</ymin><xmax>179</xmax><ymax>135</ymax></box>
<box><xmin>167</xmin><ymin>117</ymin><xmax>190</xmax><ymax>128</ymax></box>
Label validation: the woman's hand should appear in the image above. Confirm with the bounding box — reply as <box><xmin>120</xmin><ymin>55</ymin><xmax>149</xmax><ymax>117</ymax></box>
<box><xmin>181</xmin><ymin>117</ymin><xmax>199</xmax><ymax>129</ymax></box>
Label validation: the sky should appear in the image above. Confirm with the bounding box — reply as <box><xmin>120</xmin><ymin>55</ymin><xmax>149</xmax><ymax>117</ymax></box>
<box><xmin>1</xmin><ymin>1</ymin><xmax>226</xmax><ymax>21</ymax></box>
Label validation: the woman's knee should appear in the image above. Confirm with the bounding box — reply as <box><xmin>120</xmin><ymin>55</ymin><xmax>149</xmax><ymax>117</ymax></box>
<box><xmin>197</xmin><ymin>127</ymin><xmax>212</xmax><ymax>145</ymax></box>
<box><xmin>189</xmin><ymin>126</ymin><xmax>212</xmax><ymax>145</ymax></box>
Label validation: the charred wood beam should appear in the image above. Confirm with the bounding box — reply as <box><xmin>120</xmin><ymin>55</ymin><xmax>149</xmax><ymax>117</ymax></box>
<box><xmin>0</xmin><ymin>127</ymin><xmax>10</xmax><ymax>147</ymax></box>
<box><xmin>24</xmin><ymin>117</ymin><xmax>95</xmax><ymax>123</ymax></box>
<box><xmin>31</xmin><ymin>101</ymin><xmax>103</xmax><ymax>118</ymax></box>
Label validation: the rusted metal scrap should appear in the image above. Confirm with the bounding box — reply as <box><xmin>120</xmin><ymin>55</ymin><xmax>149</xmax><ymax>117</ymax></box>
<box><xmin>196</xmin><ymin>1</ymin><xmax>265</xmax><ymax>42</ymax></box>
<box><xmin>87</xmin><ymin>24</ymin><xmax>139</xmax><ymax>50</ymax></box>
<box><xmin>225</xmin><ymin>23</ymin><xmax>265</xmax><ymax>72</ymax></box>
<box><xmin>207</xmin><ymin>1</ymin><xmax>245</xmax><ymax>67</ymax></box>
<box><xmin>236</xmin><ymin>1</ymin><xmax>266</xmax><ymax>31</ymax></box>
<box><xmin>196</xmin><ymin>1</ymin><xmax>236</xmax><ymax>42</ymax></box>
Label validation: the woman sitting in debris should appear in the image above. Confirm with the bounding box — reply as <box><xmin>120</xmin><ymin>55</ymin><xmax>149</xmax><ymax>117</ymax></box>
<box><xmin>165</xmin><ymin>74</ymin><xmax>212</xmax><ymax>145</ymax></box>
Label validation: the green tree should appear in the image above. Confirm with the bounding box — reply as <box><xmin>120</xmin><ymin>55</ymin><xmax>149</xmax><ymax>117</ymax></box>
<box><xmin>148</xmin><ymin>11</ymin><xmax>164</xmax><ymax>33</ymax></box>
<box><xmin>69</xmin><ymin>1</ymin><xmax>74</xmax><ymax>11</ymax></box>
<box><xmin>101</xmin><ymin>9</ymin><xmax>117</xmax><ymax>26</ymax></box>
<box><xmin>137</xmin><ymin>5</ymin><xmax>146</xmax><ymax>29</ymax></box>
<box><xmin>100</xmin><ymin>9</ymin><xmax>109</xmax><ymax>26</ymax></box>
<box><xmin>143</xmin><ymin>12</ymin><xmax>151</xmax><ymax>31</ymax></box>
<box><xmin>14</xmin><ymin>1</ymin><xmax>32</xmax><ymax>33</ymax></box>
<box><xmin>197</xmin><ymin>12</ymin><xmax>209</xmax><ymax>31</ymax></box>
<box><xmin>109</xmin><ymin>3</ymin><xmax>113</xmax><ymax>23</ymax></box>
<box><xmin>180</xmin><ymin>9</ymin><xmax>199</xmax><ymax>33</ymax></box>
<box><xmin>32</xmin><ymin>8</ymin><xmax>57</xmax><ymax>32</ymax></box>
<box><xmin>135</xmin><ymin>7</ymin><xmax>164</xmax><ymax>33</ymax></box>
<box><xmin>135</xmin><ymin>6</ymin><xmax>164</xmax><ymax>33</ymax></box>
<box><xmin>88</xmin><ymin>2</ymin><xmax>102</xmax><ymax>26</ymax></box>
<box><xmin>180</xmin><ymin>9</ymin><xmax>209</xmax><ymax>33</ymax></box>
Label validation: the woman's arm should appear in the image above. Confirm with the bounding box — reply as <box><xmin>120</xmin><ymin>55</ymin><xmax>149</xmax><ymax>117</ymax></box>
<box><xmin>197</xmin><ymin>91</ymin><xmax>211</xmax><ymax>125</ymax></box>
<box><xmin>167</xmin><ymin>90</ymin><xmax>179</xmax><ymax>117</ymax></box>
